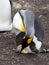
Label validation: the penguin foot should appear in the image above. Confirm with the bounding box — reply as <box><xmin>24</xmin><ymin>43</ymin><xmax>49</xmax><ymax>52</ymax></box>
<box><xmin>38</xmin><ymin>44</ymin><xmax>49</xmax><ymax>53</ymax></box>
<box><xmin>31</xmin><ymin>44</ymin><xmax>49</xmax><ymax>53</ymax></box>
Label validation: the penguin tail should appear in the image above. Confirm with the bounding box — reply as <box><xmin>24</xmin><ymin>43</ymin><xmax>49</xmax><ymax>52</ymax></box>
<box><xmin>40</xmin><ymin>48</ymin><xmax>49</xmax><ymax>53</ymax></box>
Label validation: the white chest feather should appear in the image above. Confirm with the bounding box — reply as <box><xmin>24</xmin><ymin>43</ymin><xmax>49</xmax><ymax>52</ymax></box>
<box><xmin>0</xmin><ymin>0</ymin><xmax>12</xmax><ymax>31</ymax></box>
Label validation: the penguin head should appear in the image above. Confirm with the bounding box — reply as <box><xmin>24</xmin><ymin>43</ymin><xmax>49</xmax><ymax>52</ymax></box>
<box><xmin>16</xmin><ymin>35</ymin><xmax>35</xmax><ymax>54</ymax></box>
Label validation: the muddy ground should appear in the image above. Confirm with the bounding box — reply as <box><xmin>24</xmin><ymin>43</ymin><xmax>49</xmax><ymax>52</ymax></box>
<box><xmin>0</xmin><ymin>0</ymin><xmax>49</xmax><ymax>65</ymax></box>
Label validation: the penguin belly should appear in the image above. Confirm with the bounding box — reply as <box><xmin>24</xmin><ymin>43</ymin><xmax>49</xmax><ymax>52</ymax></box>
<box><xmin>0</xmin><ymin>0</ymin><xmax>12</xmax><ymax>31</ymax></box>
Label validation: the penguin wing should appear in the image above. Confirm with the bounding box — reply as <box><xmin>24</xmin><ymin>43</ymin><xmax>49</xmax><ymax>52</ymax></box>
<box><xmin>13</xmin><ymin>12</ymin><xmax>25</xmax><ymax>32</ymax></box>
<box><xmin>34</xmin><ymin>15</ymin><xmax>44</xmax><ymax>41</ymax></box>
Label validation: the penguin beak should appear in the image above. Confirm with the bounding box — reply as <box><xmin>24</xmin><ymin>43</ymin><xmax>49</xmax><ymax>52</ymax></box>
<box><xmin>17</xmin><ymin>44</ymin><xmax>22</xmax><ymax>53</ymax></box>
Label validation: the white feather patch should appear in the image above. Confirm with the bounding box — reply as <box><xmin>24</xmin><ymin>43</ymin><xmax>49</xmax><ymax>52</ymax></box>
<box><xmin>0</xmin><ymin>0</ymin><xmax>12</xmax><ymax>31</ymax></box>
<box><xmin>21</xmin><ymin>46</ymin><xmax>32</xmax><ymax>54</ymax></box>
<box><xmin>13</xmin><ymin>12</ymin><xmax>25</xmax><ymax>32</ymax></box>
<box><xmin>33</xmin><ymin>36</ymin><xmax>42</xmax><ymax>50</ymax></box>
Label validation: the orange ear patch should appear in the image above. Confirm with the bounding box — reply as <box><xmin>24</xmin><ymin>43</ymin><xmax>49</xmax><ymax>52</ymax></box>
<box><xmin>27</xmin><ymin>38</ymin><xmax>32</xmax><ymax>44</ymax></box>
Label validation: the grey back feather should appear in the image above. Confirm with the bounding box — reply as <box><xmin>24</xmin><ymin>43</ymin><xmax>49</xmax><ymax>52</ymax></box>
<box><xmin>19</xmin><ymin>10</ymin><xmax>44</xmax><ymax>41</ymax></box>
<box><xmin>20</xmin><ymin>10</ymin><xmax>35</xmax><ymax>37</ymax></box>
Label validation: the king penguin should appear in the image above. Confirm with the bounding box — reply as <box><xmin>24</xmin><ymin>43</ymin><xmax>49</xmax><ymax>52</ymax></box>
<box><xmin>13</xmin><ymin>9</ymin><xmax>48</xmax><ymax>54</ymax></box>
<box><xmin>0</xmin><ymin>0</ymin><xmax>12</xmax><ymax>31</ymax></box>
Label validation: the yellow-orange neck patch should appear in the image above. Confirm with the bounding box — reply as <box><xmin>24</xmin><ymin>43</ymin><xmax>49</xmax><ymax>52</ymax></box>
<box><xmin>27</xmin><ymin>38</ymin><xmax>32</xmax><ymax>44</ymax></box>
<box><xmin>21</xmin><ymin>23</ymin><xmax>25</xmax><ymax>32</ymax></box>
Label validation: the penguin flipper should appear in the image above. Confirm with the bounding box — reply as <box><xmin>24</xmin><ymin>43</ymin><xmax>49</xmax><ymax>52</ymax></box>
<box><xmin>34</xmin><ymin>15</ymin><xmax>44</xmax><ymax>41</ymax></box>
